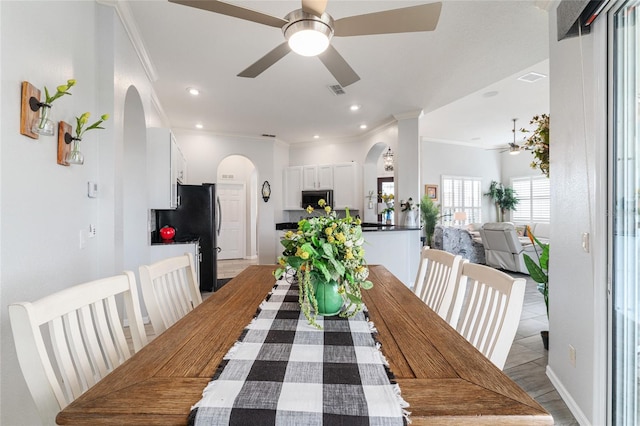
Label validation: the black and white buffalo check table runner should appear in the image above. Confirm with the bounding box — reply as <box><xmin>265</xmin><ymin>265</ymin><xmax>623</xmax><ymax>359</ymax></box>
<box><xmin>189</xmin><ymin>279</ymin><xmax>409</xmax><ymax>425</ymax></box>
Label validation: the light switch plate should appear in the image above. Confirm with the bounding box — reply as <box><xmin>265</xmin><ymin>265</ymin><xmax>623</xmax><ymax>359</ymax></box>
<box><xmin>88</xmin><ymin>181</ymin><xmax>98</xmax><ymax>198</ymax></box>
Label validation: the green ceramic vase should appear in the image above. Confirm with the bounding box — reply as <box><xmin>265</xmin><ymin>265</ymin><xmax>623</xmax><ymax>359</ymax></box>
<box><xmin>312</xmin><ymin>278</ymin><xmax>343</xmax><ymax>316</ymax></box>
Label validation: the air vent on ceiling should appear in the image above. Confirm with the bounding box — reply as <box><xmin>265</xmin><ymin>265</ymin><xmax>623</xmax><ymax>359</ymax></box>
<box><xmin>261</xmin><ymin>133</ymin><xmax>276</xmax><ymax>138</ymax></box>
<box><xmin>328</xmin><ymin>84</ymin><xmax>346</xmax><ymax>96</ymax></box>
<box><xmin>221</xmin><ymin>174</ymin><xmax>235</xmax><ymax>180</ymax></box>
<box><xmin>517</xmin><ymin>72</ymin><xmax>547</xmax><ymax>83</ymax></box>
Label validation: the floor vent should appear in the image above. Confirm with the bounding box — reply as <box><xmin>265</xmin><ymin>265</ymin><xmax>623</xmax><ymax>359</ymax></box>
<box><xmin>328</xmin><ymin>84</ymin><xmax>346</xmax><ymax>95</ymax></box>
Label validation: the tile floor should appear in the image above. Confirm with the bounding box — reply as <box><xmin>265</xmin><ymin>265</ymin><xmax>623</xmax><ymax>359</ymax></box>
<box><xmin>216</xmin><ymin>260</ymin><xmax>579</xmax><ymax>424</ymax></box>
<box><xmin>504</xmin><ymin>272</ymin><xmax>578</xmax><ymax>425</ymax></box>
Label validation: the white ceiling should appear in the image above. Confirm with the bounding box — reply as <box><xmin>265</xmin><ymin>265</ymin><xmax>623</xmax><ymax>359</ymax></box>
<box><xmin>126</xmin><ymin>0</ymin><xmax>550</xmax><ymax>148</ymax></box>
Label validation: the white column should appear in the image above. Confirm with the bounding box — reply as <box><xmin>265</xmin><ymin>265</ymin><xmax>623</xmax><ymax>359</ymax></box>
<box><xmin>393</xmin><ymin>110</ymin><xmax>422</xmax><ymax>224</ymax></box>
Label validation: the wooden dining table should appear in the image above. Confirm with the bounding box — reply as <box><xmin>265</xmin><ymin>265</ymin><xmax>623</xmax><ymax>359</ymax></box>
<box><xmin>57</xmin><ymin>265</ymin><xmax>552</xmax><ymax>425</ymax></box>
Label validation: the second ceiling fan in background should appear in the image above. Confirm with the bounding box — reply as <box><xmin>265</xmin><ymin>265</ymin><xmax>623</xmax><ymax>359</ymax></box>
<box><xmin>169</xmin><ymin>0</ymin><xmax>442</xmax><ymax>87</ymax></box>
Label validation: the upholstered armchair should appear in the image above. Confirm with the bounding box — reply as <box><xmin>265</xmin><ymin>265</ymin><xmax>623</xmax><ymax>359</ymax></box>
<box><xmin>479</xmin><ymin>222</ymin><xmax>542</xmax><ymax>274</ymax></box>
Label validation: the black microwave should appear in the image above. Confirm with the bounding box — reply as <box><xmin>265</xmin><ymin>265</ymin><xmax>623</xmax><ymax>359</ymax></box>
<box><xmin>301</xmin><ymin>190</ymin><xmax>333</xmax><ymax>209</ymax></box>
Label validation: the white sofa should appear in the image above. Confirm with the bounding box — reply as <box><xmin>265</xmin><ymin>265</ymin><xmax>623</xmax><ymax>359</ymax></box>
<box><xmin>479</xmin><ymin>222</ymin><xmax>548</xmax><ymax>274</ymax></box>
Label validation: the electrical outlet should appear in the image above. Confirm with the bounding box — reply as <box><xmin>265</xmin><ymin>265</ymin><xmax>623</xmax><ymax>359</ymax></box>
<box><xmin>569</xmin><ymin>345</ymin><xmax>576</xmax><ymax>367</ymax></box>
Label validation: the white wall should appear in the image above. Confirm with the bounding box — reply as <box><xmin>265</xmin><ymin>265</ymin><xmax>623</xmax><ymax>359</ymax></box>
<box><xmin>173</xmin><ymin>130</ymin><xmax>278</xmax><ymax>264</ymax></box>
<box><xmin>545</xmin><ymin>5</ymin><xmax>608</xmax><ymax>425</ymax></box>
<box><xmin>1</xmin><ymin>3</ymin><xmax>164</xmax><ymax>424</ymax></box>
<box><xmin>421</xmin><ymin>140</ymin><xmax>503</xmax><ymax>222</ymax></box>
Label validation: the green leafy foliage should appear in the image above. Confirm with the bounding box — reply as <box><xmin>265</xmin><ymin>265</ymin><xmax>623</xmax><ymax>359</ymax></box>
<box><xmin>523</xmin><ymin>228</ymin><xmax>549</xmax><ymax>317</ymax></box>
<box><xmin>274</xmin><ymin>202</ymin><xmax>372</xmax><ymax>327</ymax></box>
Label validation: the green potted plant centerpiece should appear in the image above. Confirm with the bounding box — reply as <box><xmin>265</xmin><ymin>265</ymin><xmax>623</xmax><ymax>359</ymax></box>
<box><xmin>522</xmin><ymin>225</ymin><xmax>550</xmax><ymax>349</ymax></box>
<box><xmin>484</xmin><ymin>181</ymin><xmax>519</xmax><ymax>222</ymax></box>
<box><xmin>274</xmin><ymin>200</ymin><xmax>373</xmax><ymax>328</ymax></box>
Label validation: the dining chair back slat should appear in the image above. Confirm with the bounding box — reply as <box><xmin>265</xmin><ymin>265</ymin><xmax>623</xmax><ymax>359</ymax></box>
<box><xmin>456</xmin><ymin>263</ymin><xmax>526</xmax><ymax>369</ymax></box>
<box><xmin>9</xmin><ymin>271</ymin><xmax>147</xmax><ymax>425</ymax></box>
<box><xmin>139</xmin><ymin>253</ymin><xmax>202</xmax><ymax>334</ymax></box>
<box><xmin>413</xmin><ymin>247</ymin><xmax>467</xmax><ymax>326</ymax></box>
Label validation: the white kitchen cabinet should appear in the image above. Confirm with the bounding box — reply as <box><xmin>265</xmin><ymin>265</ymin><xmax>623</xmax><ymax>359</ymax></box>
<box><xmin>175</xmin><ymin>143</ymin><xmax>187</xmax><ymax>184</ymax></box>
<box><xmin>283</xmin><ymin>166</ymin><xmax>303</xmax><ymax>210</ymax></box>
<box><xmin>149</xmin><ymin>241</ymin><xmax>200</xmax><ymax>287</ymax></box>
<box><xmin>332</xmin><ymin>162</ymin><xmax>360</xmax><ymax>210</ymax></box>
<box><xmin>148</xmin><ymin>128</ymin><xmax>182</xmax><ymax>209</ymax></box>
<box><xmin>302</xmin><ymin>165</ymin><xmax>333</xmax><ymax>190</ymax></box>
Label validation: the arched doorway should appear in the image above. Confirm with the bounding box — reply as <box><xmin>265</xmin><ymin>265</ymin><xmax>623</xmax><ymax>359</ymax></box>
<box><xmin>363</xmin><ymin>142</ymin><xmax>395</xmax><ymax>223</ymax></box>
<box><xmin>122</xmin><ymin>86</ymin><xmax>148</xmax><ymax>273</ymax></box>
<box><xmin>216</xmin><ymin>155</ymin><xmax>258</xmax><ymax>261</ymax></box>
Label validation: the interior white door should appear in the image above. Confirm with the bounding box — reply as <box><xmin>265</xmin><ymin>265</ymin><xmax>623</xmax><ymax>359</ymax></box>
<box><xmin>217</xmin><ymin>183</ymin><xmax>245</xmax><ymax>260</ymax></box>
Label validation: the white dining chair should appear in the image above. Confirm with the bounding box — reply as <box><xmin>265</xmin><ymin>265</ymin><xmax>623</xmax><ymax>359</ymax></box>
<box><xmin>455</xmin><ymin>263</ymin><xmax>526</xmax><ymax>370</ymax></box>
<box><xmin>139</xmin><ymin>252</ymin><xmax>202</xmax><ymax>334</ymax></box>
<box><xmin>9</xmin><ymin>271</ymin><xmax>147</xmax><ymax>425</ymax></box>
<box><xmin>413</xmin><ymin>247</ymin><xmax>467</xmax><ymax>327</ymax></box>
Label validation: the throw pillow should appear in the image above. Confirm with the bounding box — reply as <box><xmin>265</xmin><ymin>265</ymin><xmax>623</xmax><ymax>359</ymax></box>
<box><xmin>515</xmin><ymin>225</ymin><xmax>526</xmax><ymax>237</ymax></box>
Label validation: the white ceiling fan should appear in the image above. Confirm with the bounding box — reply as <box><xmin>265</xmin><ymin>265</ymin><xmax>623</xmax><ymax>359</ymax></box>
<box><xmin>494</xmin><ymin>118</ymin><xmax>532</xmax><ymax>155</ymax></box>
<box><xmin>169</xmin><ymin>0</ymin><xmax>442</xmax><ymax>87</ymax></box>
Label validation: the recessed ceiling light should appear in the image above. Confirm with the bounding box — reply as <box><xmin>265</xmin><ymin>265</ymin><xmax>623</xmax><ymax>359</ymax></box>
<box><xmin>359</xmin><ymin>124</ymin><xmax>367</xmax><ymax>129</ymax></box>
<box><xmin>313</xmin><ymin>134</ymin><xmax>320</xmax><ymax>139</ymax></box>
<box><xmin>482</xmin><ymin>91</ymin><xmax>498</xmax><ymax>98</ymax></box>
<box><xmin>187</xmin><ymin>87</ymin><xmax>200</xmax><ymax>96</ymax></box>
<box><xmin>471</xmin><ymin>137</ymin><xmax>481</xmax><ymax>141</ymax></box>
<box><xmin>350</xmin><ymin>105</ymin><xmax>360</xmax><ymax>111</ymax></box>
<box><xmin>195</xmin><ymin>123</ymin><xmax>203</xmax><ymax>129</ymax></box>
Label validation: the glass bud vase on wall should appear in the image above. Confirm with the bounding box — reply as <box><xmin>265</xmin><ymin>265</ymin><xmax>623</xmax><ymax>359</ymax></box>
<box><xmin>32</xmin><ymin>104</ymin><xmax>54</xmax><ymax>136</ymax></box>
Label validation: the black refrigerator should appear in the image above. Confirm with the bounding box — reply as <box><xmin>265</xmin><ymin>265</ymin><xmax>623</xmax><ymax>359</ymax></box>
<box><xmin>156</xmin><ymin>183</ymin><xmax>220</xmax><ymax>292</ymax></box>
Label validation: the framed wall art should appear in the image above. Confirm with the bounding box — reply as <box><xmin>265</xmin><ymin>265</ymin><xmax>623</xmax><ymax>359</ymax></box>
<box><xmin>425</xmin><ymin>184</ymin><xmax>438</xmax><ymax>201</ymax></box>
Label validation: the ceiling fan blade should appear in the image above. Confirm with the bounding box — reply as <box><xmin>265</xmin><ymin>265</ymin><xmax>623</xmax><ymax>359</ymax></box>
<box><xmin>334</xmin><ymin>2</ymin><xmax>442</xmax><ymax>37</ymax></box>
<box><xmin>318</xmin><ymin>45</ymin><xmax>360</xmax><ymax>87</ymax></box>
<box><xmin>169</xmin><ymin>0</ymin><xmax>288</xmax><ymax>28</ymax></box>
<box><xmin>301</xmin><ymin>0</ymin><xmax>327</xmax><ymax>17</ymax></box>
<box><xmin>237</xmin><ymin>42</ymin><xmax>291</xmax><ymax>78</ymax></box>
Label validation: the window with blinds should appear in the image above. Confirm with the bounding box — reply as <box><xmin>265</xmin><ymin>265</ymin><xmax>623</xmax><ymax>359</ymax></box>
<box><xmin>441</xmin><ymin>176</ymin><xmax>483</xmax><ymax>224</ymax></box>
<box><xmin>511</xmin><ymin>176</ymin><xmax>550</xmax><ymax>224</ymax></box>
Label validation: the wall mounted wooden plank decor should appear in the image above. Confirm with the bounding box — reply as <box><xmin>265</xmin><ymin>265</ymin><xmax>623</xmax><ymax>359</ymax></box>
<box><xmin>20</xmin><ymin>81</ymin><xmax>40</xmax><ymax>139</ymax></box>
<box><xmin>57</xmin><ymin>121</ymin><xmax>71</xmax><ymax>166</ymax></box>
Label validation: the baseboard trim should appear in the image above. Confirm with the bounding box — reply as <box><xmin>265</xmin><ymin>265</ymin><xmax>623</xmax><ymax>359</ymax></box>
<box><xmin>546</xmin><ymin>365</ymin><xmax>590</xmax><ymax>425</ymax></box>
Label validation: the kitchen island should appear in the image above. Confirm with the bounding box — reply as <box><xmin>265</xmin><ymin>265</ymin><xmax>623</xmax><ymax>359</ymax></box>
<box><xmin>275</xmin><ymin>222</ymin><xmax>421</xmax><ymax>287</ymax></box>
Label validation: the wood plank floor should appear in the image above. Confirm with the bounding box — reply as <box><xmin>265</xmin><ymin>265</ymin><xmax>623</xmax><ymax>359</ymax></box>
<box><xmin>504</xmin><ymin>271</ymin><xmax>578</xmax><ymax>425</ymax></box>
<box><xmin>133</xmin><ymin>259</ymin><xmax>577</xmax><ymax>425</ymax></box>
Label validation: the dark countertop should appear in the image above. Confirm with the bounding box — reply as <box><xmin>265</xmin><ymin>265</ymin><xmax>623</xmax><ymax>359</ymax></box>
<box><xmin>275</xmin><ymin>222</ymin><xmax>421</xmax><ymax>232</ymax></box>
<box><xmin>150</xmin><ymin>232</ymin><xmax>200</xmax><ymax>246</ymax></box>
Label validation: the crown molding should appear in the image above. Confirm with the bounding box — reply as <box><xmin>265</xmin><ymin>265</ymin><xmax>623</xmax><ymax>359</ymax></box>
<box><xmin>97</xmin><ymin>0</ymin><xmax>158</xmax><ymax>82</ymax></box>
<box><xmin>393</xmin><ymin>109</ymin><xmax>424</xmax><ymax>121</ymax></box>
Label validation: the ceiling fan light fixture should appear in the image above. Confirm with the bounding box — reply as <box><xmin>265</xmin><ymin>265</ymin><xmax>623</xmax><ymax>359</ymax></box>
<box><xmin>284</xmin><ymin>10</ymin><xmax>334</xmax><ymax>57</ymax></box>
<box><xmin>288</xmin><ymin>29</ymin><xmax>330</xmax><ymax>56</ymax></box>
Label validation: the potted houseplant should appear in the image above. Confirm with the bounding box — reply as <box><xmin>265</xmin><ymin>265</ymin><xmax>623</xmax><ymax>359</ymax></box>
<box><xmin>484</xmin><ymin>181</ymin><xmax>519</xmax><ymax>222</ymax></box>
<box><xmin>521</xmin><ymin>114</ymin><xmax>550</xmax><ymax>178</ymax></box>
<box><xmin>274</xmin><ymin>200</ymin><xmax>373</xmax><ymax>328</ymax></box>
<box><xmin>420</xmin><ymin>195</ymin><xmax>440</xmax><ymax>246</ymax></box>
<box><xmin>522</xmin><ymin>225</ymin><xmax>550</xmax><ymax>349</ymax></box>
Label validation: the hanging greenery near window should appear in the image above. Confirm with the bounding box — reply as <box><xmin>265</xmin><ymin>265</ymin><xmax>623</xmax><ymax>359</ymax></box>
<box><xmin>521</xmin><ymin>114</ymin><xmax>550</xmax><ymax>177</ymax></box>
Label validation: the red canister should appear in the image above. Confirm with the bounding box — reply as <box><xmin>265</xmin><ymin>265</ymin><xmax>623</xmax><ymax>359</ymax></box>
<box><xmin>159</xmin><ymin>225</ymin><xmax>176</xmax><ymax>241</ymax></box>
